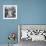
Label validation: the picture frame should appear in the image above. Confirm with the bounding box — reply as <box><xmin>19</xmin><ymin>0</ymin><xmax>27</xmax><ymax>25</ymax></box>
<box><xmin>18</xmin><ymin>24</ymin><xmax>46</xmax><ymax>41</ymax></box>
<box><xmin>3</xmin><ymin>5</ymin><xmax>17</xmax><ymax>19</ymax></box>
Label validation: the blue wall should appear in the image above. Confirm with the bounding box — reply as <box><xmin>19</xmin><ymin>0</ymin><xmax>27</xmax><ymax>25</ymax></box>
<box><xmin>0</xmin><ymin>0</ymin><xmax>46</xmax><ymax>44</ymax></box>
<box><xmin>20</xmin><ymin>0</ymin><xmax>46</xmax><ymax>24</ymax></box>
<box><xmin>0</xmin><ymin>0</ymin><xmax>21</xmax><ymax>44</ymax></box>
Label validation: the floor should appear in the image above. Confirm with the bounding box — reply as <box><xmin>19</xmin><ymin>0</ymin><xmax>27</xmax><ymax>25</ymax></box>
<box><xmin>0</xmin><ymin>44</ymin><xmax>18</xmax><ymax>46</ymax></box>
<box><xmin>0</xmin><ymin>40</ymin><xmax>46</xmax><ymax>46</ymax></box>
<box><xmin>19</xmin><ymin>40</ymin><xmax>46</xmax><ymax>46</ymax></box>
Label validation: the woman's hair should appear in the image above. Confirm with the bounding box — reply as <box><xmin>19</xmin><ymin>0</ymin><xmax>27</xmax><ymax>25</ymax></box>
<box><xmin>5</xmin><ymin>8</ymin><xmax>8</xmax><ymax>17</ymax></box>
<box><xmin>11</xmin><ymin>7</ymin><xmax>16</xmax><ymax>17</ymax></box>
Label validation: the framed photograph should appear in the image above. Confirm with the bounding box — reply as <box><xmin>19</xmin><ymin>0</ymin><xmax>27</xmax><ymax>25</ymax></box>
<box><xmin>18</xmin><ymin>24</ymin><xmax>46</xmax><ymax>42</ymax></box>
<box><xmin>3</xmin><ymin>5</ymin><xmax>17</xmax><ymax>19</ymax></box>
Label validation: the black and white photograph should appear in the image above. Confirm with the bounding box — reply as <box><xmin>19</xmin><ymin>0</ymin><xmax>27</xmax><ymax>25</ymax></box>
<box><xmin>3</xmin><ymin>5</ymin><xmax>17</xmax><ymax>19</ymax></box>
